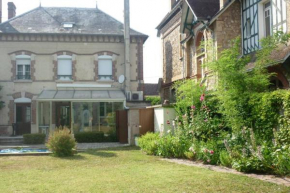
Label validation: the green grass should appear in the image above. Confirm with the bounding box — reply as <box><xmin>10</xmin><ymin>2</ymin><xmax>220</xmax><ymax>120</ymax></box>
<box><xmin>0</xmin><ymin>147</ymin><xmax>289</xmax><ymax>193</ymax></box>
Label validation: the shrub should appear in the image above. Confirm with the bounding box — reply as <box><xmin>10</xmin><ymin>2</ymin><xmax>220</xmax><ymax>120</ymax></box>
<box><xmin>145</xmin><ymin>96</ymin><xmax>161</xmax><ymax>106</ymax></box>
<box><xmin>23</xmin><ymin>133</ymin><xmax>46</xmax><ymax>144</ymax></box>
<box><xmin>46</xmin><ymin>127</ymin><xmax>76</xmax><ymax>157</ymax></box>
<box><xmin>157</xmin><ymin>135</ymin><xmax>191</xmax><ymax>158</ymax></box>
<box><xmin>138</xmin><ymin>132</ymin><xmax>160</xmax><ymax>155</ymax></box>
<box><xmin>199</xmin><ymin>140</ymin><xmax>221</xmax><ymax>165</ymax></box>
<box><xmin>219</xmin><ymin>150</ymin><xmax>232</xmax><ymax>168</ymax></box>
<box><xmin>74</xmin><ymin>132</ymin><xmax>105</xmax><ymax>143</ymax></box>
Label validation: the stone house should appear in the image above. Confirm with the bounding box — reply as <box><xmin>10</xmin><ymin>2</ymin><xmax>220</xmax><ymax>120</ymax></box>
<box><xmin>0</xmin><ymin>2</ymin><xmax>148</xmax><ymax>137</ymax></box>
<box><xmin>157</xmin><ymin>0</ymin><xmax>290</xmax><ymax>103</ymax></box>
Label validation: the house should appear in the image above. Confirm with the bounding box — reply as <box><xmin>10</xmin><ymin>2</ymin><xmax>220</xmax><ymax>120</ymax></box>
<box><xmin>0</xmin><ymin>1</ymin><xmax>148</xmax><ymax>139</ymax></box>
<box><xmin>157</xmin><ymin>0</ymin><xmax>290</xmax><ymax>104</ymax></box>
<box><xmin>156</xmin><ymin>0</ymin><xmax>220</xmax><ymax>103</ymax></box>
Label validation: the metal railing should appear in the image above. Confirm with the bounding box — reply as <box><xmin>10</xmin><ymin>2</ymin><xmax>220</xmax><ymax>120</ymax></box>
<box><xmin>57</xmin><ymin>75</ymin><xmax>72</xmax><ymax>80</ymax></box>
<box><xmin>98</xmin><ymin>75</ymin><xmax>113</xmax><ymax>80</ymax></box>
<box><xmin>16</xmin><ymin>75</ymin><xmax>31</xmax><ymax>80</ymax></box>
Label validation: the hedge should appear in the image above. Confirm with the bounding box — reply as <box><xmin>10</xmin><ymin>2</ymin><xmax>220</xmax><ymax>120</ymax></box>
<box><xmin>23</xmin><ymin>133</ymin><xmax>46</xmax><ymax>144</ymax></box>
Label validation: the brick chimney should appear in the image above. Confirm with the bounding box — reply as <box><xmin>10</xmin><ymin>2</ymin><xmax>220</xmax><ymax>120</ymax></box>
<box><xmin>0</xmin><ymin>0</ymin><xmax>2</xmax><ymax>23</ymax></box>
<box><xmin>8</xmin><ymin>2</ymin><xmax>16</xmax><ymax>20</ymax></box>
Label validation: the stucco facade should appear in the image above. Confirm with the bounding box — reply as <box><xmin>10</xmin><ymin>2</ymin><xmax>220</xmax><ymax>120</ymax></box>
<box><xmin>0</xmin><ymin>6</ymin><xmax>147</xmax><ymax>137</ymax></box>
<box><xmin>0</xmin><ymin>34</ymin><xmax>145</xmax><ymax>135</ymax></box>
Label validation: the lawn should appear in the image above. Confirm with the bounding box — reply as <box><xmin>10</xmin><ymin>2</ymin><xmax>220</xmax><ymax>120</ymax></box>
<box><xmin>0</xmin><ymin>147</ymin><xmax>289</xmax><ymax>193</ymax></box>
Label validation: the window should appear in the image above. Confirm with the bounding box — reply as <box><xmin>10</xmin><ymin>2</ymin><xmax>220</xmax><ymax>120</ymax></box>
<box><xmin>57</xmin><ymin>55</ymin><xmax>72</xmax><ymax>80</ymax></box>
<box><xmin>16</xmin><ymin>57</ymin><xmax>31</xmax><ymax>80</ymax></box>
<box><xmin>246</xmin><ymin>18</ymin><xmax>251</xmax><ymax>38</ymax></box>
<box><xmin>264</xmin><ymin>2</ymin><xmax>271</xmax><ymax>37</ymax></box>
<box><xmin>98</xmin><ymin>55</ymin><xmax>113</xmax><ymax>80</ymax></box>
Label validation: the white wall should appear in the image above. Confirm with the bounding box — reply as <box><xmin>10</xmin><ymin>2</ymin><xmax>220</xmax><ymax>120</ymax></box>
<box><xmin>154</xmin><ymin>106</ymin><xmax>176</xmax><ymax>135</ymax></box>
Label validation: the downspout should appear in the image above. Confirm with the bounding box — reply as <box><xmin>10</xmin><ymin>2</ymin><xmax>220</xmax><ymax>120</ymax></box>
<box><xmin>124</xmin><ymin>0</ymin><xmax>131</xmax><ymax>93</ymax></box>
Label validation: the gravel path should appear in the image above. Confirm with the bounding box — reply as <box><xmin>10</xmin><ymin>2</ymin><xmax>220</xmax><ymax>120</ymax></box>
<box><xmin>162</xmin><ymin>158</ymin><xmax>290</xmax><ymax>187</ymax></box>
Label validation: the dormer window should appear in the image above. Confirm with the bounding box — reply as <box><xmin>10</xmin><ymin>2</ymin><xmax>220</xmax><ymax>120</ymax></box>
<box><xmin>63</xmin><ymin>22</ymin><xmax>74</xmax><ymax>28</ymax></box>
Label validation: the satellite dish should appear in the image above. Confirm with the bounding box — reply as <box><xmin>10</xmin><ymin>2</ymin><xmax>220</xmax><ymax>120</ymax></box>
<box><xmin>118</xmin><ymin>75</ymin><xmax>125</xmax><ymax>84</ymax></box>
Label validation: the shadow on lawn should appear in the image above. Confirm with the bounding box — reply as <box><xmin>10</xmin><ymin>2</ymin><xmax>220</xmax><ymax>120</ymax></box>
<box><xmin>54</xmin><ymin>154</ymin><xmax>87</xmax><ymax>160</ymax></box>
<box><xmin>83</xmin><ymin>150</ymin><xmax>117</xmax><ymax>158</ymax></box>
<box><xmin>81</xmin><ymin>146</ymin><xmax>140</xmax><ymax>157</ymax></box>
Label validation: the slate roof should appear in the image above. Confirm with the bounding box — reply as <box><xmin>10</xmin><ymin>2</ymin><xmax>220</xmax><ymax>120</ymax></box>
<box><xmin>0</xmin><ymin>7</ymin><xmax>147</xmax><ymax>37</ymax></box>
<box><xmin>186</xmin><ymin>0</ymin><xmax>220</xmax><ymax>20</ymax></box>
<box><xmin>144</xmin><ymin>84</ymin><xmax>159</xmax><ymax>96</ymax></box>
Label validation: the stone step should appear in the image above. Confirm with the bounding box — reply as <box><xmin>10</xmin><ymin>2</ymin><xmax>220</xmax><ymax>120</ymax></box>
<box><xmin>0</xmin><ymin>137</ymin><xmax>24</xmax><ymax>145</ymax></box>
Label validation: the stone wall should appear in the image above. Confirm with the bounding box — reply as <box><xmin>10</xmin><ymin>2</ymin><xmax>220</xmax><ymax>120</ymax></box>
<box><xmin>214</xmin><ymin>0</ymin><xmax>241</xmax><ymax>55</ymax></box>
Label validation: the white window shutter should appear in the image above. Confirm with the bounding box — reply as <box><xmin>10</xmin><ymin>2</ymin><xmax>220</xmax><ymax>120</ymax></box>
<box><xmin>98</xmin><ymin>59</ymin><xmax>112</xmax><ymax>75</ymax></box>
<box><xmin>16</xmin><ymin>59</ymin><xmax>31</xmax><ymax>65</ymax></box>
<box><xmin>58</xmin><ymin>59</ymin><xmax>72</xmax><ymax>75</ymax></box>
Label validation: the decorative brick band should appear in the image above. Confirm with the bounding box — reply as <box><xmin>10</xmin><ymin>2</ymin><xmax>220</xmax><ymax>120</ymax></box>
<box><xmin>8</xmin><ymin>100</ymin><xmax>14</xmax><ymax>124</ymax></box>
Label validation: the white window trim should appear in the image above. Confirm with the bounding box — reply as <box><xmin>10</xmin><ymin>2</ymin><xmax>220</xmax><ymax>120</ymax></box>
<box><xmin>258</xmin><ymin>0</ymin><xmax>272</xmax><ymax>40</ymax></box>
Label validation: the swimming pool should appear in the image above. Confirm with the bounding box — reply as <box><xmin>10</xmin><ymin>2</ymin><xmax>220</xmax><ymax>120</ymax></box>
<box><xmin>0</xmin><ymin>148</ymin><xmax>51</xmax><ymax>154</ymax></box>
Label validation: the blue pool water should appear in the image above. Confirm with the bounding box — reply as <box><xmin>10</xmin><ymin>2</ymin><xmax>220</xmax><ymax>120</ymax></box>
<box><xmin>0</xmin><ymin>148</ymin><xmax>50</xmax><ymax>154</ymax></box>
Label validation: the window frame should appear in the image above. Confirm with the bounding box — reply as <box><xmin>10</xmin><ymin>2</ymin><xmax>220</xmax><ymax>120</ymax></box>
<box><xmin>264</xmin><ymin>1</ymin><xmax>272</xmax><ymax>37</ymax></box>
<box><xmin>98</xmin><ymin>55</ymin><xmax>113</xmax><ymax>81</ymax></box>
<box><xmin>15</xmin><ymin>55</ymin><xmax>31</xmax><ymax>80</ymax></box>
<box><xmin>57</xmin><ymin>55</ymin><xmax>73</xmax><ymax>81</ymax></box>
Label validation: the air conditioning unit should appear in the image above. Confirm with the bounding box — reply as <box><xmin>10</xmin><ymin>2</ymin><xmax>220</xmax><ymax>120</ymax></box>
<box><xmin>126</xmin><ymin>91</ymin><xmax>143</xmax><ymax>101</ymax></box>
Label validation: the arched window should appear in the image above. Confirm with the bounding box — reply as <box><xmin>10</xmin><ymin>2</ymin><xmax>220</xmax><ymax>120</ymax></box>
<box><xmin>98</xmin><ymin>55</ymin><xmax>113</xmax><ymax>80</ymax></box>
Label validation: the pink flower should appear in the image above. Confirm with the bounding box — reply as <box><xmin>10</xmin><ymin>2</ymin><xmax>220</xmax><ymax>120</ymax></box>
<box><xmin>200</xmin><ymin>94</ymin><xmax>205</xmax><ymax>101</ymax></box>
<box><xmin>182</xmin><ymin>114</ymin><xmax>187</xmax><ymax>118</ymax></box>
<box><xmin>204</xmin><ymin>119</ymin><xmax>208</xmax><ymax>122</ymax></box>
<box><xmin>191</xmin><ymin>105</ymin><xmax>196</xmax><ymax>110</ymax></box>
<box><xmin>210</xmin><ymin>150</ymin><xmax>214</xmax><ymax>154</ymax></box>
<box><xmin>204</xmin><ymin>149</ymin><xmax>208</xmax><ymax>153</ymax></box>
<box><xmin>207</xmin><ymin>159</ymin><xmax>211</xmax><ymax>163</ymax></box>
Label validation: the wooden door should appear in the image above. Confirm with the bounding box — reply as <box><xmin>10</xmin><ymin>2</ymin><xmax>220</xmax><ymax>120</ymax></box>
<box><xmin>16</xmin><ymin>103</ymin><xmax>31</xmax><ymax>135</ymax></box>
<box><xmin>116</xmin><ymin>110</ymin><xmax>128</xmax><ymax>143</ymax></box>
<box><xmin>139</xmin><ymin>108</ymin><xmax>154</xmax><ymax>135</ymax></box>
<box><xmin>55</xmin><ymin>102</ymin><xmax>71</xmax><ymax>128</ymax></box>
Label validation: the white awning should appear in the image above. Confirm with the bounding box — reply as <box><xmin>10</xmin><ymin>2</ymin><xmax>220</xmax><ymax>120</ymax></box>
<box><xmin>37</xmin><ymin>90</ymin><xmax>126</xmax><ymax>102</ymax></box>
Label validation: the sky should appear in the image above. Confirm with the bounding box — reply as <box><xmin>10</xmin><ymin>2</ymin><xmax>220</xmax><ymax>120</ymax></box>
<box><xmin>1</xmin><ymin>0</ymin><xmax>170</xmax><ymax>83</ymax></box>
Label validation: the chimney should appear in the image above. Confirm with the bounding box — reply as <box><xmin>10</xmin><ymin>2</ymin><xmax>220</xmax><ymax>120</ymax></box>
<box><xmin>95</xmin><ymin>1</ymin><xmax>98</xmax><ymax>9</ymax></box>
<box><xmin>124</xmin><ymin>0</ymin><xmax>131</xmax><ymax>92</ymax></box>
<box><xmin>8</xmin><ymin>2</ymin><xmax>16</xmax><ymax>20</ymax></box>
<box><xmin>0</xmin><ymin>0</ymin><xmax>2</xmax><ymax>23</ymax></box>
